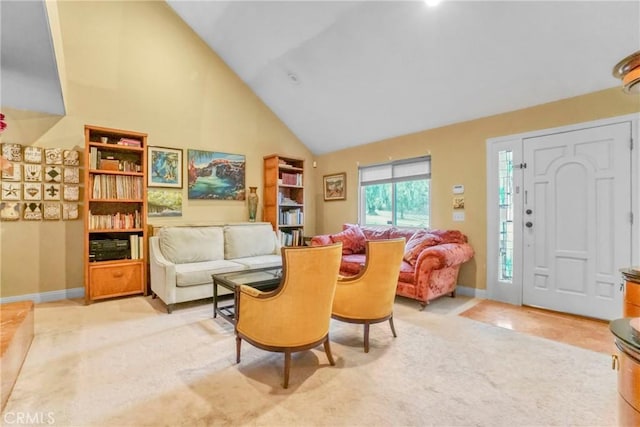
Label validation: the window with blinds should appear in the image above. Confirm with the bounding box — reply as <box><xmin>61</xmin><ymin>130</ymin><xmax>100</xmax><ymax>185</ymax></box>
<box><xmin>358</xmin><ymin>156</ymin><xmax>430</xmax><ymax>227</ymax></box>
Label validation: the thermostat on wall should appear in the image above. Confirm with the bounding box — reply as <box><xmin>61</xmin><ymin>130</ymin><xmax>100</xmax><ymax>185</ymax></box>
<box><xmin>453</xmin><ymin>184</ymin><xmax>464</xmax><ymax>194</ymax></box>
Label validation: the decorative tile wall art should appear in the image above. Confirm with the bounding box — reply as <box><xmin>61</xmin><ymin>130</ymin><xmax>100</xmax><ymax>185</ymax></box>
<box><xmin>62</xmin><ymin>203</ymin><xmax>79</xmax><ymax>220</ymax></box>
<box><xmin>23</xmin><ymin>183</ymin><xmax>42</xmax><ymax>201</ymax></box>
<box><xmin>2</xmin><ymin>143</ymin><xmax>22</xmax><ymax>162</ymax></box>
<box><xmin>63</xmin><ymin>185</ymin><xmax>79</xmax><ymax>201</ymax></box>
<box><xmin>43</xmin><ymin>184</ymin><xmax>61</xmax><ymax>201</ymax></box>
<box><xmin>43</xmin><ymin>203</ymin><xmax>60</xmax><ymax>220</ymax></box>
<box><xmin>1</xmin><ymin>183</ymin><xmax>20</xmax><ymax>200</ymax></box>
<box><xmin>23</xmin><ymin>147</ymin><xmax>43</xmax><ymax>163</ymax></box>
<box><xmin>0</xmin><ymin>202</ymin><xmax>20</xmax><ymax>221</ymax></box>
<box><xmin>23</xmin><ymin>164</ymin><xmax>42</xmax><ymax>182</ymax></box>
<box><xmin>45</xmin><ymin>148</ymin><xmax>63</xmax><ymax>165</ymax></box>
<box><xmin>63</xmin><ymin>150</ymin><xmax>80</xmax><ymax>166</ymax></box>
<box><xmin>23</xmin><ymin>202</ymin><xmax>42</xmax><ymax>220</ymax></box>
<box><xmin>1</xmin><ymin>163</ymin><xmax>21</xmax><ymax>181</ymax></box>
<box><xmin>63</xmin><ymin>167</ymin><xmax>80</xmax><ymax>183</ymax></box>
<box><xmin>44</xmin><ymin>166</ymin><xmax>62</xmax><ymax>183</ymax></box>
<box><xmin>1</xmin><ymin>143</ymin><xmax>81</xmax><ymax>221</ymax></box>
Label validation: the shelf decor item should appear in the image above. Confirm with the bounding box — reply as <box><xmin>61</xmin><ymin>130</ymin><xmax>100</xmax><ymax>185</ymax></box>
<box><xmin>323</xmin><ymin>172</ymin><xmax>346</xmax><ymax>201</ymax></box>
<box><xmin>148</xmin><ymin>146</ymin><xmax>183</xmax><ymax>188</ymax></box>
<box><xmin>248</xmin><ymin>186</ymin><xmax>258</xmax><ymax>222</ymax></box>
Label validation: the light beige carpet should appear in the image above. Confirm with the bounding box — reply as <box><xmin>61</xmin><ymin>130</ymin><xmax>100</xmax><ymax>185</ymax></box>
<box><xmin>2</xmin><ymin>296</ymin><xmax>617</xmax><ymax>426</ymax></box>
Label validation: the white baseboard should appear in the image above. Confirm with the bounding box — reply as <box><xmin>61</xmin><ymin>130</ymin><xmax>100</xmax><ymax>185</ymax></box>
<box><xmin>456</xmin><ymin>285</ymin><xmax>487</xmax><ymax>299</ymax></box>
<box><xmin>0</xmin><ymin>287</ymin><xmax>85</xmax><ymax>304</ymax></box>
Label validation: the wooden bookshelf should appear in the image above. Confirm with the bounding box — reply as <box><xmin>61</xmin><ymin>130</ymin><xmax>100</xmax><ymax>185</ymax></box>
<box><xmin>263</xmin><ymin>154</ymin><xmax>305</xmax><ymax>246</ymax></box>
<box><xmin>83</xmin><ymin>125</ymin><xmax>148</xmax><ymax>302</ymax></box>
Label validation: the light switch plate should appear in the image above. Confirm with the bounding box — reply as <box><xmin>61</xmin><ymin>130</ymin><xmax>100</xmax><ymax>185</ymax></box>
<box><xmin>453</xmin><ymin>211</ymin><xmax>465</xmax><ymax>221</ymax></box>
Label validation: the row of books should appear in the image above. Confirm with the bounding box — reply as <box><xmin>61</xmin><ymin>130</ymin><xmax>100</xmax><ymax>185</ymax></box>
<box><xmin>279</xmin><ymin>208</ymin><xmax>303</xmax><ymax>225</ymax></box>
<box><xmin>87</xmin><ymin>210</ymin><xmax>141</xmax><ymax>230</ymax></box>
<box><xmin>277</xmin><ymin>229</ymin><xmax>304</xmax><ymax>247</ymax></box>
<box><xmin>90</xmin><ymin>175</ymin><xmax>143</xmax><ymax>199</ymax></box>
<box><xmin>89</xmin><ymin>147</ymin><xmax>141</xmax><ymax>171</ymax></box>
<box><xmin>279</xmin><ymin>172</ymin><xmax>302</xmax><ymax>186</ymax></box>
<box><xmin>129</xmin><ymin>234</ymin><xmax>144</xmax><ymax>259</ymax></box>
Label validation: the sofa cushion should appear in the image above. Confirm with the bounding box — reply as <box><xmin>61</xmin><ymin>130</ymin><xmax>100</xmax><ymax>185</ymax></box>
<box><xmin>340</xmin><ymin>254</ymin><xmax>366</xmax><ymax>275</ymax></box>
<box><xmin>330</xmin><ymin>226</ymin><xmax>366</xmax><ymax>254</ymax></box>
<box><xmin>224</xmin><ymin>224</ymin><xmax>277</xmax><ymax>259</ymax></box>
<box><xmin>429</xmin><ymin>229</ymin><xmax>468</xmax><ymax>244</ymax></box>
<box><xmin>231</xmin><ymin>254</ymin><xmax>282</xmax><ymax>269</ymax></box>
<box><xmin>389</xmin><ymin>227</ymin><xmax>420</xmax><ymax>241</ymax></box>
<box><xmin>158</xmin><ymin>226</ymin><xmax>224</xmax><ymax>264</ymax></box>
<box><xmin>403</xmin><ymin>231</ymin><xmax>442</xmax><ymax>266</ymax></box>
<box><xmin>175</xmin><ymin>259</ymin><xmax>245</xmax><ymax>287</ymax></box>
<box><xmin>358</xmin><ymin>225</ymin><xmax>392</xmax><ymax>240</ymax></box>
<box><xmin>398</xmin><ymin>261</ymin><xmax>415</xmax><ymax>283</ymax></box>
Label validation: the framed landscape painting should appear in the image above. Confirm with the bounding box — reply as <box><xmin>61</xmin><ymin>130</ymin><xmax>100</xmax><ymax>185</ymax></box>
<box><xmin>187</xmin><ymin>150</ymin><xmax>246</xmax><ymax>200</ymax></box>
<box><xmin>148</xmin><ymin>146</ymin><xmax>183</xmax><ymax>188</ymax></box>
<box><xmin>323</xmin><ymin>172</ymin><xmax>346</xmax><ymax>201</ymax></box>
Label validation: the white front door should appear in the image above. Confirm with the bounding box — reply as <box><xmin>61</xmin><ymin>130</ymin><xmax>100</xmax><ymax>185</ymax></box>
<box><xmin>521</xmin><ymin>122</ymin><xmax>632</xmax><ymax>320</ymax></box>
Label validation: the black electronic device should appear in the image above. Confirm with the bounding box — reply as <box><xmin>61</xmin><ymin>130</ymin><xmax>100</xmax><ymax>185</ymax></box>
<box><xmin>89</xmin><ymin>239</ymin><xmax>130</xmax><ymax>262</ymax></box>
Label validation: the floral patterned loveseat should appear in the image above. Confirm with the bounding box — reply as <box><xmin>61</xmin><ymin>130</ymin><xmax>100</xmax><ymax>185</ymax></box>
<box><xmin>311</xmin><ymin>224</ymin><xmax>475</xmax><ymax>308</ymax></box>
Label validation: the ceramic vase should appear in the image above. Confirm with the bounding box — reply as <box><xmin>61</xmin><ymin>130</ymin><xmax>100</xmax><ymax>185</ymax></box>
<box><xmin>248</xmin><ymin>186</ymin><xmax>258</xmax><ymax>222</ymax></box>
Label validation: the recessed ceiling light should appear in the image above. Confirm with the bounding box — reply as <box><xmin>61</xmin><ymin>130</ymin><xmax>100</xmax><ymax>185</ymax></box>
<box><xmin>425</xmin><ymin>0</ymin><xmax>442</xmax><ymax>7</ymax></box>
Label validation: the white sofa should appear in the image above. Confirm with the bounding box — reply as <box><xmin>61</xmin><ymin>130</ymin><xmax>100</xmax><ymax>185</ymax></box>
<box><xmin>149</xmin><ymin>223</ymin><xmax>282</xmax><ymax>313</ymax></box>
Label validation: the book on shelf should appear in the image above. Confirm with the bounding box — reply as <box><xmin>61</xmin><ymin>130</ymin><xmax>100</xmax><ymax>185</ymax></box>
<box><xmin>129</xmin><ymin>235</ymin><xmax>143</xmax><ymax>259</ymax></box>
<box><xmin>118</xmin><ymin>138</ymin><xmax>142</xmax><ymax>147</ymax></box>
<box><xmin>277</xmin><ymin>229</ymin><xmax>304</xmax><ymax>247</ymax></box>
<box><xmin>280</xmin><ymin>172</ymin><xmax>302</xmax><ymax>186</ymax></box>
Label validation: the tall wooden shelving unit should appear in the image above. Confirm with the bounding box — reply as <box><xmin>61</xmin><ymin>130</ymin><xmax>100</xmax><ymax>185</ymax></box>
<box><xmin>263</xmin><ymin>154</ymin><xmax>304</xmax><ymax>246</ymax></box>
<box><xmin>83</xmin><ymin>125</ymin><xmax>148</xmax><ymax>303</ymax></box>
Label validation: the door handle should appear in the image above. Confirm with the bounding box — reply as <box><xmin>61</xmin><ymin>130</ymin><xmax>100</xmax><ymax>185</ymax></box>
<box><xmin>525</xmin><ymin>222</ymin><xmax>533</xmax><ymax>228</ymax></box>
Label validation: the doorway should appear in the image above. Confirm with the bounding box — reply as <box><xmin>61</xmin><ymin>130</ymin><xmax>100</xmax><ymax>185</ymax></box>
<box><xmin>486</xmin><ymin>115</ymin><xmax>638</xmax><ymax>320</ymax></box>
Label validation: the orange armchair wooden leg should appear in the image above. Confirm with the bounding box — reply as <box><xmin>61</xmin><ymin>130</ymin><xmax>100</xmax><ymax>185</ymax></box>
<box><xmin>388</xmin><ymin>316</ymin><xmax>397</xmax><ymax>338</ymax></box>
<box><xmin>236</xmin><ymin>336</ymin><xmax>241</xmax><ymax>363</ymax></box>
<box><xmin>364</xmin><ymin>323</ymin><xmax>370</xmax><ymax>353</ymax></box>
<box><xmin>323</xmin><ymin>337</ymin><xmax>335</xmax><ymax>365</ymax></box>
<box><xmin>283</xmin><ymin>351</ymin><xmax>291</xmax><ymax>389</ymax></box>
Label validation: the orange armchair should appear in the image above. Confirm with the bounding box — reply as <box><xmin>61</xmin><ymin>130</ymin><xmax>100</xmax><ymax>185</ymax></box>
<box><xmin>235</xmin><ymin>243</ymin><xmax>342</xmax><ymax>388</ymax></box>
<box><xmin>331</xmin><ymin>238</ymin><xmax>405</xmax><ymax>353</ymax></box>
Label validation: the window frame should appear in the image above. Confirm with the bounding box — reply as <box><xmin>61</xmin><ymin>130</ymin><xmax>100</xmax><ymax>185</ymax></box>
<box><xmin>357</xmin><ymin>156</ymin><xmax>431</xmax><ymax>228</ymax></box>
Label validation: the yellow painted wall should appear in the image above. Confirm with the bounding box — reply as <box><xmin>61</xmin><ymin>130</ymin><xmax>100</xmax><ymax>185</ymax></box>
<box><xmin>314</xmin><ymin>88</ymin><xmax>640</xmax><ymax>291</ymax></box>
<box><xmin>0</xmin><ymin>1</ymin><xmax>313</xmax><ymax>298</ymax></box>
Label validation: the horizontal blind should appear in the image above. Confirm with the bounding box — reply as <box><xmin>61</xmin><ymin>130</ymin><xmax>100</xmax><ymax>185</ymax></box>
<box><xmin>360</xmin><ymin>156</ymin><xmax>430</xmax><ymax>185</ymax></box>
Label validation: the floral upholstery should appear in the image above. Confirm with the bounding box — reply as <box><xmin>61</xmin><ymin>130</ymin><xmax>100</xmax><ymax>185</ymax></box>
<box><xmin>312</xmin><ymin>224</ymin><xmax>475</xmax><ymax>307</ymax></box>
<box><xmin>328</xmin><ymin>226</ymin><xmax>367</xmax><ymax>254</ymax></box>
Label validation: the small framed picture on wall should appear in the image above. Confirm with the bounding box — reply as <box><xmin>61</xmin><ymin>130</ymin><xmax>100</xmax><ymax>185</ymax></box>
<box><xmin>323</xmin><ymin>172</ymin><xmax>346</xmax><ymax>201</ymax></box>
<box><xmin>148</xmin><ymin>146</ymin><xmax>183</xmax><ymax>188</ymax></box>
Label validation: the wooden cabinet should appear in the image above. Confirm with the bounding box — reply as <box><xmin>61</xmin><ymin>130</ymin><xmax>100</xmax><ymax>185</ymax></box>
<box><xmin>263</xmin><ymin>154</ymin><xmax>304</xmax><ymax>246</ymax></box>
<box><xmin>611</xmin><ymin>318</ymin><xmax>640</xmax><ymax>426</ymax></box>
<box><xmin>83</xmin><ymin>125</ymin><xmax>147</xmax><ymax>302</ymax></box>
<box><xmin>622</xmin><ymin>269</ymin><xmax>640</xmax><ymax>317</ymax></box>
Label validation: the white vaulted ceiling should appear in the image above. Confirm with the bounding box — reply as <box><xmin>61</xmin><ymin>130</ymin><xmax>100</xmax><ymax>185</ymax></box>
<box><xmin>167</xmin><ymin>0</ymin><xmax>640</xmax><ymax>154</ymax></box>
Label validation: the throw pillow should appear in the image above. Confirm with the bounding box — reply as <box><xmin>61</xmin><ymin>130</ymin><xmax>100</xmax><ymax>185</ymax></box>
<box><xmin>403</xmin><ymin>231</ymin><xmax>442</xmax><ymax>266</ymax></box>
<box><xmin>330</xmin><ymin>226</ymin><xmax>367</xmax><ymax>255</ymax></box>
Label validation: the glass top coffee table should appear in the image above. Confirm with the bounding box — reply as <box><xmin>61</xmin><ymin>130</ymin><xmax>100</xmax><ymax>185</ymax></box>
<box><xmin>212</xmin><ymin>266</ymin><xmax>283</xmax><ymax>324</ymax></box>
